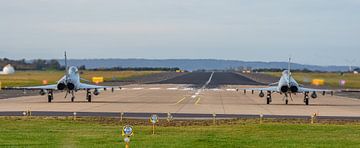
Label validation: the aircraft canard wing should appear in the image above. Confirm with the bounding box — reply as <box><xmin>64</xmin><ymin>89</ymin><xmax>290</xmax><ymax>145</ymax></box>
<box><xmin>298</xmin><ymin>87</ymin><xmax>332</xmax><ymax>93</ymax></box>
<box><xmin>240</xmin><ymin>86</ymin><xmax>278</xmax><ymax>92</ymax></box>
<box><xmin>78</xmin><ymin>83</ymin><xmax>112</xmax><ymax>90</ymax></box>
<box><xmin>12</xmin><ymin>84</ymin><xmax>58</xmax><ymax>90</ymax></box>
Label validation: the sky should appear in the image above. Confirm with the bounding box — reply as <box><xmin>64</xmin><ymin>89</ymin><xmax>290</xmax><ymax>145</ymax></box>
<box><xmin>0</xmin><ymin>0</ymin><xmax>359</xmax><ymax>66</ymax></box>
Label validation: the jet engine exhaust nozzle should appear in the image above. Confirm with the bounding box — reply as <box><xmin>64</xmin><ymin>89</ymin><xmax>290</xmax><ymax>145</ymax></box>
<box><xmin>67</xmin><ymin>83</ymin><xmax>75</xmax><ymax>90</ymax></box>
<box><xmin>280</xmin><ymin>86</ymin><xmax>289</xmax><ymax>93</ymax></box>
<box><xmin>290</xmin><ymin>86</ymin><xmax>298</xmax><ymax>93</ymax></box>
<box><xmin>57</xmin><ymin>83</ymin><xmax>66</xmax><ymax>90</ymax></box>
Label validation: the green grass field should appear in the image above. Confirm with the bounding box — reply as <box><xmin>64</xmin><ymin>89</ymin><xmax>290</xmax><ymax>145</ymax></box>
<box><xmin>0</xmin><ymin>117</ymin><xmax>359</xmax><ymax>147</ymax></box>
<box><xmin>0</xmin><ymin>70</ymin><xmax>161</xmax><ymax>87</ymax></box>
<box><xmin>266</xmin><ymin>72</ymin><xmax>360</xmax><ymax>89</ymax></box>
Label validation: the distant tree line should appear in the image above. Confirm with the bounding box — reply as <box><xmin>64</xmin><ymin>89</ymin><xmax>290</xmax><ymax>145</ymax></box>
<box><xmin>88</xmin><ymin>67</ymin><xmax>180</xmax><ymax>71</ymax></box>
<box><xmin>254</xmin><ymin>68</ymin><xmax>324</xmax><ymax>73</ymax></box>
<box><xmin>0</xmin><ymin>58</ymin><xmax>180</xmax><ymax>71</ymax></box>
<box><xmin>0</xmin><ymin>58</ymin><xmax>60</xmax><ymax>70</ymax></box>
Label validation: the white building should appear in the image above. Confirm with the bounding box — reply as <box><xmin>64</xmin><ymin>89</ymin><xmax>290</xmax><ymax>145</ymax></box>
<box><xmin>0</xmin><ymin>64</ymin><xmax>15</xmax><ymax>74</ymax></box>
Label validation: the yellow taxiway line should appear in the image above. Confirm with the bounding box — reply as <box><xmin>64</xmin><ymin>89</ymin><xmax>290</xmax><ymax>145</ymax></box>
<box><xmin>195</xmin><ymin>97</ymin><xmax>201</xmax><ymax>105</ymax></box>
<box><xmin>175</xmin><ymin>97</ymin><xmax>187</xmax><ymax>105</ymax></box>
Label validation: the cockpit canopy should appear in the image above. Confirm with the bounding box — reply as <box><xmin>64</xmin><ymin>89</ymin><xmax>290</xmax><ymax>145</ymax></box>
<box><xmin>282</xmin><ymin>70</ymin><xmax>290</xmax><ymax>76</ymax></box>
<box><xmin>68</xmin><ymin>66</ymin><xmax>79</xmax><ymax>74</ymax></box>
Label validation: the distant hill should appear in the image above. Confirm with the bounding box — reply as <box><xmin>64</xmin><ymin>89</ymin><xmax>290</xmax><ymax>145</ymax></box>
<box><xmin>58</xmin><ymin>59</ymin><xmax>355</xmax><ymax>72</ymax></box>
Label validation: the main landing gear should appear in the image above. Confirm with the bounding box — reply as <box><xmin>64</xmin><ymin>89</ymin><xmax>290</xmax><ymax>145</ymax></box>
<box><xmin>266</xmin><ymin>91</ymin><xmax>272</xmax><ymax>104</ymax></box>
<box><xmin>47</xmin><ymin>90</ymin><xmax>54</xmax><ymax>103</ymax></box>
<box><xmin>304</xmin><ymin>92</ymin><xmax>310</xmax><ymax>105</ymax></box>
<box><xmin>86</xmin><ymin>89</ymin><xmax>92</xmax><ymax>102</ymax></box>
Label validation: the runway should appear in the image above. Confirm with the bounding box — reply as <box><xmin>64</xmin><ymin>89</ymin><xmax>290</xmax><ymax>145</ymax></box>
<box><xmin>0</xmin><ymin>72</ymin><xmax>359</xmax><ymax>119</ymax></box>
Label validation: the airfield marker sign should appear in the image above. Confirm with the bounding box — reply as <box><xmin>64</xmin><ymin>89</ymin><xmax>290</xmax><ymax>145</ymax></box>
<box><xmin>167</xmin><ymin>112</ymin><xmax>173</xmax><ymax>122</ymax></box>
<box><xmin>150</xmin><ymin>114</ymin><xmax>158</xmax><ymax>135</ymax></box>
<box><xmin>92</xmin><ymin>77</ymin><xmax>104</xmax><ymax>84</ymax></box>
<box><xmin>260</xmin><ymin>113</ymin><xmax>264</xmax><ymax>124</ymax></box>
<box><xmin>120</xmin><ymin>112</ymin><xmax>124</xmax><ymax>122</ymax></box>
<box><xmin>73</xmin><ymin>112</ymin><xmax>77</xmax><ymax>121</ymax></box>
<box><xmin>122</xmin><ymin>125</ymin><xmax>133</xmax><ymax>148</ymax></box>
<box><xmin>212</xmin><ymin>113</ymin><xmax>216</xmax><ymax>125</ymax></box>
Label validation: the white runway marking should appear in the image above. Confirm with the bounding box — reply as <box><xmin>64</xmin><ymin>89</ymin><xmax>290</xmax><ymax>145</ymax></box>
<box><xmin>226</xmin><ymin>89</ymin><xmax>237</xmax><ymax>91</ymax></box>
<box><xmin>132</xmin><ymin>88</ymin><xmax>144</xmax><ymax>90</ymax></box>
<box><xmin>190</xmin><ymin>72</ymin><xmax>215</xmax><ymax>102</ymax></box>
<box><xmin>183</xmin><ymin>88</ymin><xmax>194</xmax><ymax>91</ymax></box>
<box><xmin>149</xmin><ymin>88</ymin><xmax>161</xmax><ymax>90</ymax></box>
<box><xmin>204</xmin><ymin>72</ymin><xmax>214</xmax><ymax>88</ymax></box>
<box><xmin>167</xmin><ymin>88</ymin><xmax>178</xmax><ymax>90</ymax></box>
<box><xmin>209</xmin><ymin>88</ymin><xmax>223</xmax><ymax>91</ymax></box>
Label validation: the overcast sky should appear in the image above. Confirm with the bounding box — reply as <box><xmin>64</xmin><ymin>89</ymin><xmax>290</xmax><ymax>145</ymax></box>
<box><xmin>0</xmin><ymin>0</ymin><xmax>359</xmax><ymax>66</ymax></box>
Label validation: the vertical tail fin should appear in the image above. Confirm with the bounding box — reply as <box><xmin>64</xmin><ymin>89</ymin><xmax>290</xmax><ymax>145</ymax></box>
<box><xmin>64</xmin><ymin>51</ymin><xmax>68</xmax><ymax>72</ymax></box>
<box><xmin>64</xmin><ymin>51</ymin><xmax>68</xmax><ymax>80</ymax></box>
<box><xmin>288</xmin><ymin>57</ymin><xmax>291</xmax><ymax>75</ymax></box>
<box><xmin>288</xmin><ymin>58</ymin><xmax>291</xmax><ymax>86</ymax></box>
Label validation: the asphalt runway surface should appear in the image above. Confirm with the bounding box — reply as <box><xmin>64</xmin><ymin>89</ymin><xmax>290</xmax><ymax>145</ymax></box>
<box><xmin>0</xmin><ymin>72</ymin><xmax>359</xmax><ymax>120</ymax></box>
<box><xmin>156</xmin><ymin>72</ymin><xmax>263</xmax><ymax>88</ymax></box>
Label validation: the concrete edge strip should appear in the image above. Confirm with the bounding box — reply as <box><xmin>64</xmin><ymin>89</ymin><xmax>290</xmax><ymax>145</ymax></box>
<box><xmin>0</xmin><ymin>111</ymin><xmax>359</xmax><ymax>120</ymax></box>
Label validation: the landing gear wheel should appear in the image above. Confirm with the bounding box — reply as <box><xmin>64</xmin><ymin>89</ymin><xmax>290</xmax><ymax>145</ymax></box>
<box><xmin>86</xmin><ymin>89</ymin><xmax>92</xmax><ymax>102</ymax></box>
<box><xmin>71</xmin><ymin>97</ymin><xmax>75</xmax><ymax>102</ymax></box>
<box><xmin>305</xmin><ymin>98</ymin><xmax>309</xmax><ymax>105</ymax></box>
<box><xmin>48</xmin><ymin>95</ymin><xmax>52</xmax><ymax>103</ymax></box>
<box><xmin>47</xmin><ymin>90</ymin><xmax>53</xmax><ymax>103</ymax></box>
<box><xmin>285</xmin><ymin>99</ymin><xmax>289</xmax><ymax>105</ymax></box>
<box><xmin>87</xmin><ymin>95</ymin><xmax>92</xmax><ymax>102</ymax></box>
<box><xmin>266</xmin><ymin>91</ymin><xmax>272</xmax><ymax>104</ymax></box>
<box><xmin>304</xmin><ymin>92</ymin><xmax>310</xmax><ymax>105</ymax></box>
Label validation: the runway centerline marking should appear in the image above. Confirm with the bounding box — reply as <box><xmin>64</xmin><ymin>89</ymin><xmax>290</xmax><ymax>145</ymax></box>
<box><xmin>203</xmin><ymin>72</ymin><xmax>214</xmax><ymax>88</ymax></box>
<box><xmin>175</xmin><ymin>97</ymin><xmax>187</xmax><ymax>104</ymax></box>
<box><xmin>191</xmin><ymin>72</ymin><xmax>214</xmax><ymax>104</ymax></box>
<box><xmin>195</xmin><ymin>97</ymin><xmax>201</xmax><ymax>105</ymax></box>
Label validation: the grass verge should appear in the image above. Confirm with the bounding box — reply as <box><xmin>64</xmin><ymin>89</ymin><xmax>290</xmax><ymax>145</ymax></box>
<box><xmin>0</xmin><ymin>70</ymin><xmax>161</xmax><ymax>87</ymax></box>
<box><xmin>0</xmin><ymin>117</ymin><xmax>359</xmax><ymax>147</ymax></box>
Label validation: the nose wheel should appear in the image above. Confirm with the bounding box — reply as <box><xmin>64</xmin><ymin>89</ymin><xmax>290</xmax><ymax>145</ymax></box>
<box><xmin>70</xmin><ymin>91</ymin><xmax>75</xmax><ymax>102</ymax></box>
<box><xmin>284</xmin><ymin>93</ymin><xmax>290</xmax><ymax>105</ymax></box>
